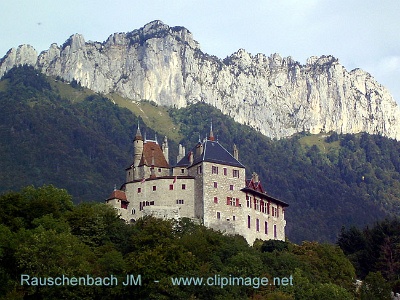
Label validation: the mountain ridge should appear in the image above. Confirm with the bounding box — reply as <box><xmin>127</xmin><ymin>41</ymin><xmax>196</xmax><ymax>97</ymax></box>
<box><xmin>1</xmin><ymin>20</ymin><xmax>400</xmax><ymax>140</ymax></box>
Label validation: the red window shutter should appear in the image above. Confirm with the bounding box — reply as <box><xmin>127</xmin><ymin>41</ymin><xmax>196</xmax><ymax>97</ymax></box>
<box><xmin>236</xmin><ymin>198</ymin><xmax>239</xmax><ymax>207</ymax></box>
<box><xmin>226</xmin><ymin>197</ymin><xmax>230</xmax><ymax>205</ymax></box>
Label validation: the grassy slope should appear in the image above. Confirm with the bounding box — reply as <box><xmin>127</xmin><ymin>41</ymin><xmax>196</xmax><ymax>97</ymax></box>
<box><xmin>107</xmin><ymin>93</ymin><xmax>182</xmax><ymax>142</ymax></box>
<box><xmin>48</xmin><ymin>79</ymin><xmax>182</xmax><ymax>143</ymax></box>
<box><xmin>298</xmin><ymin>133</ymin><xmax>341</xmax><ymax>154</ymax></box>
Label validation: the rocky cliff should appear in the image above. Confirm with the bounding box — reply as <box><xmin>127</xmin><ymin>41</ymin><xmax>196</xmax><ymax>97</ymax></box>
<box><xmin>1</xmin><ymin>20</ymin><xmax>400</xmax><ymax>139</ymax></box>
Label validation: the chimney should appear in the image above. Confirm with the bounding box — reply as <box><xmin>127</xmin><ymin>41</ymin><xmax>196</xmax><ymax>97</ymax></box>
<box><xmin>252</xmin><ymin>172</ymin><xmax>259</xmax><ymax>183</ymax></box>
<box><xmin>177</xmin><ymin>144</ymin><xmax>186</xmax><ymax>163</ymax></box>
<box><xmin>162</xmin><ymin>136</ymin><xmax>169</xmax><ymax>163</ymax></box>
<box><xmin>233</xmin><ymin>144</ymin><xmax>239</xmax><ymax>160</ymax></box>
<box><xmin>195</xmin><ymin>142</ymin><xmax>203</xmax><ymax>158</ymax></box>
<box><xmin>150</xmin><ymin>149</ymin><xmax>156</xmax><ymax>178</ymax></box>
<box><xmin>189</xmin><ymin>151</ymin><xmax>193</xmax><ymax>165</ymax></box>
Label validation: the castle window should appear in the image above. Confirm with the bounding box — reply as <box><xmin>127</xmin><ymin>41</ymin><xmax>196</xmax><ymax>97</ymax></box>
<box><xmin>152</xmin><ymin>186</ymin><xmax>157</xmax><ymax>191</ymax></box>
<box><xmin>197</xmin><ymin>166</ymin><xmax>202</xmax><ymax>174</ymax></box>
<box><xmin>181</xmin><ymin>169</ymin><xmax>185</xmax><ymax>174</ymax></box>
<box><xmin>230</xmin><ymin>185</ymin><xmax>234</xmax><ymax>191</ymax></box>
<box><xmin>265</xmin><ymin>221</ymin><xmax>268</xmax><ymax>234</ymax></box>
<box><xmin>247</xmin><ymin>215</ymin><xmax>251</xmax><ymax>228</ymax></box>
<box><xmin>223</xmin><ymin>168</ymin><xmax>227</xmax><ymax>176</ymax></box>
<box><xmin>246</xmin><ymin>196</ymin><xmax>251</xmax><ymax>208</ymax></box>
<box><xmin>169</xmin><ymin>184</ymin><xmax>174</xmax><ymax>190</ymax></box>
<box><xmin>214</xmin><ymin>182</ymin><xmax>218</xmax><ymax>188</ymax></box>
<box><xmin>137</xmin><ymin>187</ymin><xmax>141</xmax><ymax>193</ymax></box>
<box><xmin>158</xmin><ymin>168</ymin><xmax>162</xmax><ymax>172</ymax></box>
<box><xmin>214</xmin><ymin>197</ymin><xmax>218</xmax><ymax>203</ymax></box>
<box><xmin>217</xmin><ymin>212</ymin><xmax>221</xmax><ymax>219</ymax></box>
<box><xmin>255</xmin><ymin>199</ymin><xmax>260</xmax><ymax>211</ymax></box>
<box><xmin>233</xmin><ymin>169</ymin><xmax>239</xmax><ymax>178</ymax></box>
<box><xmin>233</xmin><ymin>215</ymin><xmax>236</xmax><ymax>221</ymax></box>
<box><xmin>132</xmin><ymin>209</ymin><xmax>135</xmax><ymax>215</ymax></box>
<box><xmin>274</xmin><ymin>225</ymin><xmax>277</xmax><ymax>239</ymax></box>
<box><xmin>272</xmin><ymin>207</ymin><xmax>278</xmax><ymax>217</ymax></box>
<box><xmin>261</xmin><ymin>201</ymin><xmax>266</xmax><ymax>213</ymax></box>
<box><xmin>256</xmin><ymin>218</ymin><xmax>260</xmax><ymax>232</ymax></box>
<box><xmin>182</xmin><ymin>184</ymin><xmax>186</xmax><ymax>190</ymax></box>
<box><xmin>150</xmin><ymin>201</ymin><xmax>154</xmax><ymax>205</ymax></box>
<box><xmin>176</xmin><ymin>199</ymin><xmax>184</xmax><ymax>204</ymax></box>
<box><xmin>235</xmin><ymin>198</ymin><xmax>240</xmax><ymax>207</ymax></box>
<box><xmin>212</xmin><ymin>166</ymin><xmax>218</xmax><ymax>174</ymax></box>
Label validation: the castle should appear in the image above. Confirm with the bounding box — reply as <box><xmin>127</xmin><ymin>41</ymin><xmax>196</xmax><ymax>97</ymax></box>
<box><xmin>106</xmin><ymin>124</ymin><xmax>288</xmax><ymax>244</ymax></box>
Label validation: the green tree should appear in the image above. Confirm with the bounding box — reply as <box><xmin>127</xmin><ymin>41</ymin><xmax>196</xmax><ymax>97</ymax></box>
<box><xmin>313</xmin><ymin>283</ymin><xmax>354</xmax><ymax>300</ymax></box>
<box><xmin>15</xmin><ymin>226</ymin><xmax>95</xmax><ymax>299</ymax></box>
<box><xmin>360</xmin><ymin>271</ymin><xmax>392</xmax><ymax>300</ymax></box>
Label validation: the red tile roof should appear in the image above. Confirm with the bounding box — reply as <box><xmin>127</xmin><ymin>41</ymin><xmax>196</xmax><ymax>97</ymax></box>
<box><xmin>107</xmin><ymin>190</ymin><xmax>128</xmax><ymax>202</ymax></box>
<box><xmin>139</xmin><ymin>141</ymin><xmax>169</xmax><ymax>168</ymax></box>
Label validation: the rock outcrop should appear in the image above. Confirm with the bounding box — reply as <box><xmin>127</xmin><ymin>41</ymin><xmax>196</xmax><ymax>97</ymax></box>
<box><xmin>1</xmin><ymin>20</ymin><xmax>400</xmax><ymax>139</ymax></box>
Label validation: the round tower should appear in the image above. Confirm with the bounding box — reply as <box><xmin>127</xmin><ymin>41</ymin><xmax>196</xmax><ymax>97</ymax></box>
<box><xmin>133</xmin><ymin>124</ymin><xmax>144</xmax><ymax>167</ymax></box>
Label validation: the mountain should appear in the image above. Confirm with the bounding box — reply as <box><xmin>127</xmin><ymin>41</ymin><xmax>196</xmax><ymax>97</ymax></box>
<box><xmin>1</xmin><ymin>20</ymin><xmax>400</xmax><ymax>140</ymax></box>
<box><xmin>1</xmin><ymin>66</ymin><xmax>400</xmax><ymax>243</ymax></box>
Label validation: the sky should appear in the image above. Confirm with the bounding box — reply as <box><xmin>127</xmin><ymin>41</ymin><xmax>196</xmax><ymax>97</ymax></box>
<box><xmin>1</xmin><ymin>0</ymin><xmax>399</xmax><ymax>104</ymax></box>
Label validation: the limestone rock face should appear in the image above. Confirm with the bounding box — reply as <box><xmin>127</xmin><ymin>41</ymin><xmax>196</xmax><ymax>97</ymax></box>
<box><xmin>1</xmin><ymin>20</ymin><xmax>400</xmax><ymax>139</ymax></box>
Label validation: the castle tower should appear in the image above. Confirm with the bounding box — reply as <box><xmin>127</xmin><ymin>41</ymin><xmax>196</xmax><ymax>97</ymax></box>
<box><xmin>133</xmin><ymin>123</ymin><xmax>144</xmax><ymax>179</ymax></box>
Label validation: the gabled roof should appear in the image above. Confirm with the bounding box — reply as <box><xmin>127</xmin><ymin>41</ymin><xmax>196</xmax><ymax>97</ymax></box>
<box><xmin>245</xmin><ymin>178</ymin><xmax>266</xmax><ymax>194</ymax></box>
<box><xmin>242</xmin><ymin>178</ymin><xmax>288</xmax><ymax>207</ymax></box>
<box><xmin>175</xmin><ymin>140</ymin><xmax>245</xmax><ymax>168</ymax></box>
<box><xmin>107</xmin><ymin>190</ymin><xmax>128</xmax><ymax>202</ymax></box>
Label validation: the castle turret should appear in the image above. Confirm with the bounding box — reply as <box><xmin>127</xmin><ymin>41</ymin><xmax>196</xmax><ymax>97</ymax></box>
<box><xmin>133</xmin><ymin>123</ymin><xmax>144</xmax><ymax>167</ymax></box>
<box><xmin>132</xmin><ymin>123</ymin><xmax>144</xmax><ymax>180</ymax></box>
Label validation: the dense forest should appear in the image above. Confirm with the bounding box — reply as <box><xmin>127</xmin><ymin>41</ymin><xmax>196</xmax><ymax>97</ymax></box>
<box><xmin>0</xmin><ymin>185</ymin><xmax>397</xmax><ymax>299</ymax></box>
<box><xmin>1</xmin><ymin>66</ymin><xmax>400</xmax><ymax>243</ymax></box>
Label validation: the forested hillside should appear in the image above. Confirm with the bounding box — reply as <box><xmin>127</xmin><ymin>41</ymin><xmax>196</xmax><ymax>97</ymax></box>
<box><xmin>1</xmin><ymin>186</ymin><xmax>396</xmax><ymax>299</ymax></box>
<box><xmin>1</xmin><ymin>66</ymin><xmax>400</xmax><ymax>243</ymax></box>
<box><xmin>0</xmin><ymin>186</ymin><xmax>364</xmax><ymax>299</ymax></box>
